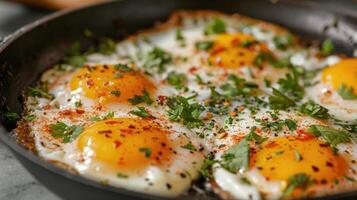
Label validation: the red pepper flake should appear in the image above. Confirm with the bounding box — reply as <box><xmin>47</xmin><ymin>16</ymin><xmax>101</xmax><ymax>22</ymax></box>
<box><xmin>105</xmin><ymin>120</ymin><xmax>119</xmax><ymax>125</ymax></box>
<box><xmin>114</xmin><ymin>140</ymin><xmax>122</xmax><ymax>148</ymax></box>
<box><xmin>157</xmin><ymin>96</ymin><xmax>168</xmax><ymax>105</ymax></box>
<box><xmin>296</xmin><ymin>129</ymin><xmax>315</xmax><ymax>141</ymax></box>
<box><xmin>76</xmin><ymin>109</ymin><xmax>85</xmax><ymax>114</ymax></box>
<box><xmin>86</xmin><ymin>79</ymin><xmax>94</xmax><ymax>87</ymax></box>
<box><xmin>97</xmin><ymin>130</ymin><xmax>112</xmax><ymax>134</ymax></box>
<box><xmin>189</xmin><ymin>67</ymin><xmax>198</xmax><ymax>73</ymax></box>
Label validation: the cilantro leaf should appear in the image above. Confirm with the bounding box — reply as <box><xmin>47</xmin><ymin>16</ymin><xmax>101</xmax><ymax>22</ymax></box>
<box><xmin>338</xmin><ymin>84</ymin><xmax>357</xmax><ymax>100</ymax></box>
<box><xmin>282</xmin><ymin>173</ymin><xmax>313</xmax><ymax>197</ymax></box>
<box><xmin>175</xmin><ymin>28</ymin><xmax>185</xmax><ymax>46</ymax></box>
<box><xmin>167</xmin><ymin>72</ymin><xmax>187</xmax><ymax>89</ymax></box>
<box><xmin>220</xmin><ymin>139</ymin><xmax>249</xmax><ymax>173</ymax></box>
<box><xmin>49</xmin><ymin>122</ymin><xmax>83</xmax><ymax>143</ymax></box>
<box><xmin>269</xmin><ymin>88</ymin><xmax>295</xmax><ymax>110</ymax></box>
<box><xmin>129</xmin><ymin>107</ymin><xmax>152</xmax><ymax>118</ymax></box>
<box><xmin>4</xmin><ymin>112</ymin><xmax>20</xmax><ymax>123</ymax></box>
<box><xmin>308</xmin><ymin>125</ymin><xmax>351</xmax><ymax>148</ymax></box>
<box><xmin>95</xmin><ymin>38</ymin><xmax>116</xmax><ymax>55</ymax></box>
<box><xmin>277</xmin><ymin>71</ymin><xmax>304</xmax><ymax>100</ymax></box>
<box><xmin>166</xmin><ymin>96</ymin><xmax>205</xmax><ymax>128</ymax></box>
<box><xmin>199</xmin><ymin>154</ymin><xmax>216</xmax><ymax>178</ymax></box>
<box><xmin>300</xmin><ymin>101</ymin><xmax>330</xmax><ymax>119</ymax></box>
<box><xmin>320</xmin><ymin>39</ymin><xmax>334</xmax><ymax>56</ymax></box>
<box><xmin>144</xmin><ymin>47</ymin><xmax>172</xmax><ymax>73</ymax></box>
<box><xmin>114</xmin><ymin>63</ymin><xmax>133</xmax><ymax>72</ymax></box>
<box><xmin>128</xmin><ymin>89</ymin><xmax>153</xmax><ymax>105</ymax></box>
<box><xmin>23</xmin><ymin>114</ymin><xmax>37</xmax><ymax>122</ymax></box>
<box><xmin>204</xmin><ymin>18</ymin><xmax>226</xmax><ymax>35</ymax></box>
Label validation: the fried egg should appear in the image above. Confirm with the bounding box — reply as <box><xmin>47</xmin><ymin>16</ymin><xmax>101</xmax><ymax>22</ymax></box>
<box><xmin>17</xmin><ymin>10</ymin><xmax>357</xmax><ymax>199</ymax></box>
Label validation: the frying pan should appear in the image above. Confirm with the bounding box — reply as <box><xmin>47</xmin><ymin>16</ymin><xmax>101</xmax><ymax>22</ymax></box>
<box><xmin>0</xmin><ymin>0</ymin><xmax>356</xmax><ymax>199</ymax></box>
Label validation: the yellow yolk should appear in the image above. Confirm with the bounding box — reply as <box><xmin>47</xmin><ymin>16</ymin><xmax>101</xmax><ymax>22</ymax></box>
<box><xmin>77</xmin><ymin>118</ymin><xmax>171</xmax><ymax>171</ymax></box>
<box><xmin>70</xmin><ymin>65</ymin><xmax>155</xmax><ymax>104</ymax></box>
<box><xmin>250</xmin><ymin>136</ymin><xmax>348</xmax><ymax>183</ymax></box>
<box><xmin>322</xmin><ymin>58</ymin><xmax>357</xmax><ymax>95</ymax></box>
<box><xmin>208</xmin><ymin>33</ymin><xmax>268</xmax><ymax>69</ymax></box>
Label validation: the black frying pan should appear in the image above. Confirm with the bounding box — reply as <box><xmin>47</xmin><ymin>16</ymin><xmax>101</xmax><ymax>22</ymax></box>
<box><xmin>0</xmin><ymin>0</ymin><xmax>357</xmax><ymax>199</ymax></box>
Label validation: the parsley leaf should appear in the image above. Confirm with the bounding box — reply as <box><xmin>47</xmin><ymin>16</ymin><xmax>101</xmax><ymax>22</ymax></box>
<box><xmin>181</xmin><ymin>142</ymin><xmax>197</xmax><ymax>151</ymax></box>
<box><xmin>128</xmin><ymin>89</ymin><xmax>153</xmax><ymax>105</ymax></box>
<box><xmin>144</xmin><ymin>47</ymin><xmax>172</xmax><ymax>73</ymax></box>
<box><xmin>95</xmin><ymin>38</ymin><xmax>116</xmax><ymax>55</ymax></box>
<box><xmin>117</xmin><ymin>172</ymin><xmax>128</xmax><ymax>179</ymax></box>
<box><xmin>114</xmin><ymin>63</ymin><xmax>133</xmax><ymax>72</ymax></box>
<box><xmin>269</xmin><ymin>88</ymin><xmax>295</xmax><ymax>110</ymax></box>
<box><xmin>204</xmin><ymin>18</ymin><xmax>226</xmax><ymax>35</ymax></box>
<box><xmin>273</xmin><ymin>34</ymin><xmax>293</xmax><ymax>50</ymax></box>
<box><xmin>277</xmin><ymin>71</ymin><xmax>304</xmax><ymax>100</ymax></box>
<box><xmin>4</xmin><ymin>112</ymin><xmax>20</xmax><ymax>123</ymax></box>
<box><xmin>246</xmin><ymin>127</ymin><xmax>266</xmax><ymax>143</ymax></box>
<box><xmin>195</xmin><ymin>41</ymin><xmax>214</xmax><ymax>51</ymax></box>
<box><xmin>91</xmin><ymin>111</ymin><xmax>115</xmax><ymax>122</ymax></box>
<box><xmin>28</xmin><ymin>87</ymin><xmax>54</xmax><ymax>100</ymax></box>
<box><xmin>129</xmin><ymin>107</ymin><xmax>152</xmax><ymax>118</ymax></box>
<box><xmin>220</xmin><ymin>74</ymin><xmax>259</xmax><ymax>98</ymax></box>
<box><xmin>23</xmin><ymin>114</ymin><xmax>37</xmax><ymax>121</ymax></box>
<box><xmin>282</xmin><ymin>173</ymin><xmax>313</xmax><ymax>197</ymax></box>
<box><xmin>220</xmin><ymin>139</ymin><xmax>249</xmax><ymax>173</ymax></box>
<box><xmin>175</xmin><ymin>28</ymin><xmax>185</xmax><ymax>46</ymax></box>
<box><xmin>253</xmin><ymin>52</ymin><xmax>275</xmax><ymax>67</ymax></box>
<box><xmin>166</xmin><ymin>96</ymin><xmax>205</xmax><ymax>128</ymax></box>
<box><xmin>167</xmin><ymin>72</ymin><xmax>187</xmax><ymax>89</ymax></box>
<box><xmin>338</xmin><ymin>84</ymin><xmax>357</xmax><ymax>100</ymax></box>
<box><xmin>49</xmin><ymin>122</ymin><xmax>83</xmax><ymax>143</ymax></box>
<box><xmin>308</xmin><ymin>125</ymin><xmax>351</xmax><ymax>148</ymax></box>
<box><xmin>200</xmin><ymin>153</ymin><xmax>216</xmax><ymax>178</ymax></box>
<box><xmin>285</xmin><ymin>119</ymin><xmax>297</xmax><ymax>131</ymax></box>
<box><xmin>300</xmin><ymin>101</ymin><xmax>330</xmax><ymax>119</ymax></box>
<box><xmin>139</xmin><ymin>147</ymin><xmax>152</xmax><ymax>158</ymax></box>
<box><xmin>320</xmin><ymin>39</ymin><xmax>334</xmax><ymax>56</ymax></box>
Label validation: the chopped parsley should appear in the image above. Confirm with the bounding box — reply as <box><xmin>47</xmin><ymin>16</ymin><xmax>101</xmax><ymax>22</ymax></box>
<box><xmin>117</xmin><ymin>172</ymin><xmax>128</xmax><ymax>179</ymax></box>
<box><xmin>95</xmin><ymin>38</ymin><xmax>116</xmax><ymax>55</ymax></box>
<box><xmin>166</xmin><ymin>95</ymin><xmax>205</xmax><ymax>128</ymax></box>
<box><xmin>110</xmin><ymin>90</ymin><xmax>121</xmax><ymax>97</ymax></box>
<box><xmin>167</xmin><ymin>72</ymin><xmax>187</xmax><ymax>89</ymax></box>
<box><xmin>128</xmin><ymin>89</ymin><xmax>153</xmax><ymax>105</ymax></box>
<box><xmin>259</xmin><ymin>118</ymin><xmax>297</xmax><ymax>132</ymax></box>
<box><xmin>246</xmin><ymin>127</ymin><xmax>266</xmax><ymax>143</ymax></box>
<box><xmin>269</xmin><ymin>88</ymin><xmax>295</xmax><ymax>110</ymax></box>
<box><xmin>204</xmin><ymin>18</ymin><xmax>226</xmax><ymax>35</ymax></box>
<box><xmin>129</xmin><ymin>107</ymin><xmax>152</xmax><ymax>118</ymax></box>
<box><xmin>4</xmin><ymin>112</ymin><xmax>20</xmax><ymax>123</ymax></box>
<box><xmin>285</xmin><ymin>119</ymin><xmax>297</xmax><ymax>131</ymax></box>
<box><xmin>220</xmin><ymin>139</ymin><xmax>249</xmax><ymax>173</ymax></box>
<box><xmin>28</xmin><ymin>87</ymin><xmax>54</xmax><ymax>100</ymax></box>
<box><xmin>300</xmin><ymin>101</ymin><xmax>330</xmax><ymax>119</ymax></box>
<box><xmin>200</xmin><ymin>153</ymin><xmax>216</xmax><ymax>178</ymax></box>
<box><xmin>294</xmin><ymin>150</ymin><xmax>303</xmax><ymax>161</ymax></box>
<box><xmin>195</xmin><ymin>41</ymin><xmax>214</xmax><ymax>51</ymax></box>
<box><xmin>91</xmin><ymin>111</ymin><xmax>115</xmax><ymax>122</ymax></box>
<box><xmin>49</xmin><ymin>122</ymin><xmax>83</xmax><ymax>143</ymax></box>
<box><xmin>139</xmin><ymin>147</ymin><xmax>152</xmax><ymax>158</ymax></box>
<box><xmin>175</xmin><ymin>28</ymin><xmax>185</xmax><ymax>46</ymax></box>
<box><xmin>74</xmin><ymin>100</ymin><xmax>82</xmax><ymax>108</ymax></box>
<box><xmin>273</xmin><ymin>34</ymin><xmax>293</xmax><ymax>50</ymax></box>
<box><xmin>220</xmin><ymin>74</ymin><xmax>259</xmax><ymax>98</ymax></box>
<box><xmin>320</xmin><ymin>39</ymin><xmax>334</xmax><ymax>56</ymax></box>
<box><xmin>282</xmin><ymin>173</ymin><xmax>313</xmax><ymax>197</ymax></box>
<box><xmin>277</xmin><ymin>71</ymin><xmax>304</xmax><ymax>100</ymax></box>
<box><xmin>181</xmin><ymin>142</ymin><xmax>197</xmax><ymax>151</ymax></box>
<box><xmin>308</xmin><ymin>125</ymin><xmax>351</xmax><ymax>149</ymax></box>
<box><xmin>338</xmin><ymin>84</ymin><xmax>357</xmax><ymax>100</ymax></box>
<box><xmin>144</xmin><ymin>47</ymin><xmax>172</xmax><ymax>73</ymax></box>
<box><xmin>61</xmin><ymin>42</ymin><xmax>86</xmax><ymax>69</ymax></box>
<box><xmin>23</xmin><ymin>114</ymin><xmax>37</xmax><ymax>121</ymax></box>
<box><xmin>253</xmin><ymin>51</ymin><xmax>275</xmax><ymax>67</ymax></box>
<box><xmin>114</xmin><ymin>63</ymin><xmax>133</xmax><ymax>72</ymax></box>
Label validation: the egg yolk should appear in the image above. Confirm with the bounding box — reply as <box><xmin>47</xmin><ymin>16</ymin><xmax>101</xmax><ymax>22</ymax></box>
<box><xmin>77</xmin><ymin>118</ymin><xmax>171</xmax><ymax>171</ymax></box>
<box><xmin>70</xmin><ymin>65</ymin><xmax>155</xmax><ymax>104</ymax></box>
<box><xmin>322</xmin><ymin>58</ymin><xmax>357</xmax><ymax>95</ymax></box>
<box><xmin>208</xmin><ymin>33</ymin><xmax>268</xmax><ymax>69</ymax></box>
<box><xmin>250</xmin><ymin>136</ymin><xmax>348</xmax><ymax>183</ymax></box>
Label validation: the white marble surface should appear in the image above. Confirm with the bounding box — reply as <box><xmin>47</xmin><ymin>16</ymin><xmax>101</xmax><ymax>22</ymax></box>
<box><xmin>0</xmin><ymin>142</ymin><xmax>60</xmax><ymax>200</ymax></box>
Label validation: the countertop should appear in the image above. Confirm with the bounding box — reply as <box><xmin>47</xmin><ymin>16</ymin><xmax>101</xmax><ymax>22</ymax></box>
<box><xmin>0</xmin><ymin>1</ymin><xmax>356</xmax><ymax>200</ymax></box>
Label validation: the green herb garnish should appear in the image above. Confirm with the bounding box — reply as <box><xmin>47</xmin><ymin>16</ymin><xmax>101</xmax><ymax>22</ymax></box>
<box><xmin>204</xmin><ymin>18</ymin><xmax>226</xmax><ymax>35</ymax></box>
<box><xmin>273</xmin><ymin>34</ymin><xmax>293</xmax><ymax>50</ymax></box>
<box><xmin>308</xmin><ymin>125</ymin><xmax>351</xmax><ymax>149</ymax></box>
<box><xmin>91</xmin><ymin>111</ymin><xmax>115</xmax><ymax>122</ymax></box>
<box><xmin>282</xmin><ymin>173</ymin><xmax>313</xmax><ymax>197</ymax></box>
<box><xmin>49</xmin><ymin>122</ymin><xmax>83</xmax><ymax>143</ymax></box>
<box><xmin>114</xmin><ymin>63</ymin><xmax>133</xmax><ymax>72</ymax></box>
<box><xmin>338</xmin><ymin>84</ymin><xmax>357</xmax><ymax>100</ymax></box>
<box><xmin>129</xmin><ymin>107</ymin><xmax>152</xmax><ymax>118</ymax></box>
<box><xmin>181</xmin><ymin>142</ymin><xmax>197</xmax><ymax>151</ymax></box>
<box><xmin>300</xmin><ymin>101</ymin><xmax>330</xmax><ymax>119</ymax></box>
<box><xmin>128</xmin><ymin>89</ymin><xmax>153</xmax><ymax>105</ymax></box>
<box><xmin>320</xmin><ymin>39</ymin><xmax>334</xmax><ymax>56</ymax></box>
<box><xmin>28</xmin><ymin>87</ymin><xmax>54</xmax><ymax>100</ymax></box>
<box><xmin>144</xmin><ymin>47</ymin><xmax>172</xmax><ymax>73</ymax></box>
<box><xmin>139</xmin><ymin>147</ymin><xmax>152</xmax><ymax>158</ymax></box>
<box><xmin>195</xmin><ymin>41</ymin><xmax>214</xmax><ymax>51</ymax></box>
<box><xmin>220</xmin><ymin>139</ymin><xmax>249</xmax><ymax>173</ymax></box>
<box><xmin>269</xmin><ymin>88</ymin><xmax>295</xmax><ymax>110</ymax></box>
<box><xmin>167</xmin><ymin>72</ymin><xmax>187</xmax><ymax>89</ymax></box>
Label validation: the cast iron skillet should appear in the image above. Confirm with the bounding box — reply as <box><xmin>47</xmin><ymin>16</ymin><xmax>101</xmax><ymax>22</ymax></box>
<box><xmin>0</xmin><ymin>0</ymin><xmax>357</xmax><ymax>199</ymax></box>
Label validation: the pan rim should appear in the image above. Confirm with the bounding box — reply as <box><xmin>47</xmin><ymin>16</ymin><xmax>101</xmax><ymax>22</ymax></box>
<box><xmin>0</xmin><ymin>0</ymin><xmax>356</xmax><ymax>199</ymax></box>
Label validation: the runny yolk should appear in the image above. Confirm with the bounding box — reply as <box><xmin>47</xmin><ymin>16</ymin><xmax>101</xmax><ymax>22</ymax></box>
<box><xmin>70</xmin><ymin>65</ymin><xmax>155</xmax><ymax>104</ymax></box>
<box><xmin>208</xmin><ymin>33</ymin><xmax>268</xmax><ymax>69</ymax></box>
<box><xmin>250</xmin><ymin>136</ymin><xmax>348</xmax><ymax>183</ymax></box>
<box><xmin>77</xmin><ymin>118</ymin><xmax>171</xmax><ymax>171</ymax></box>
<box><xmin>322</xmin><ymin>58</ymin><xmax>357</xmax><ymax>95</ymax></box>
